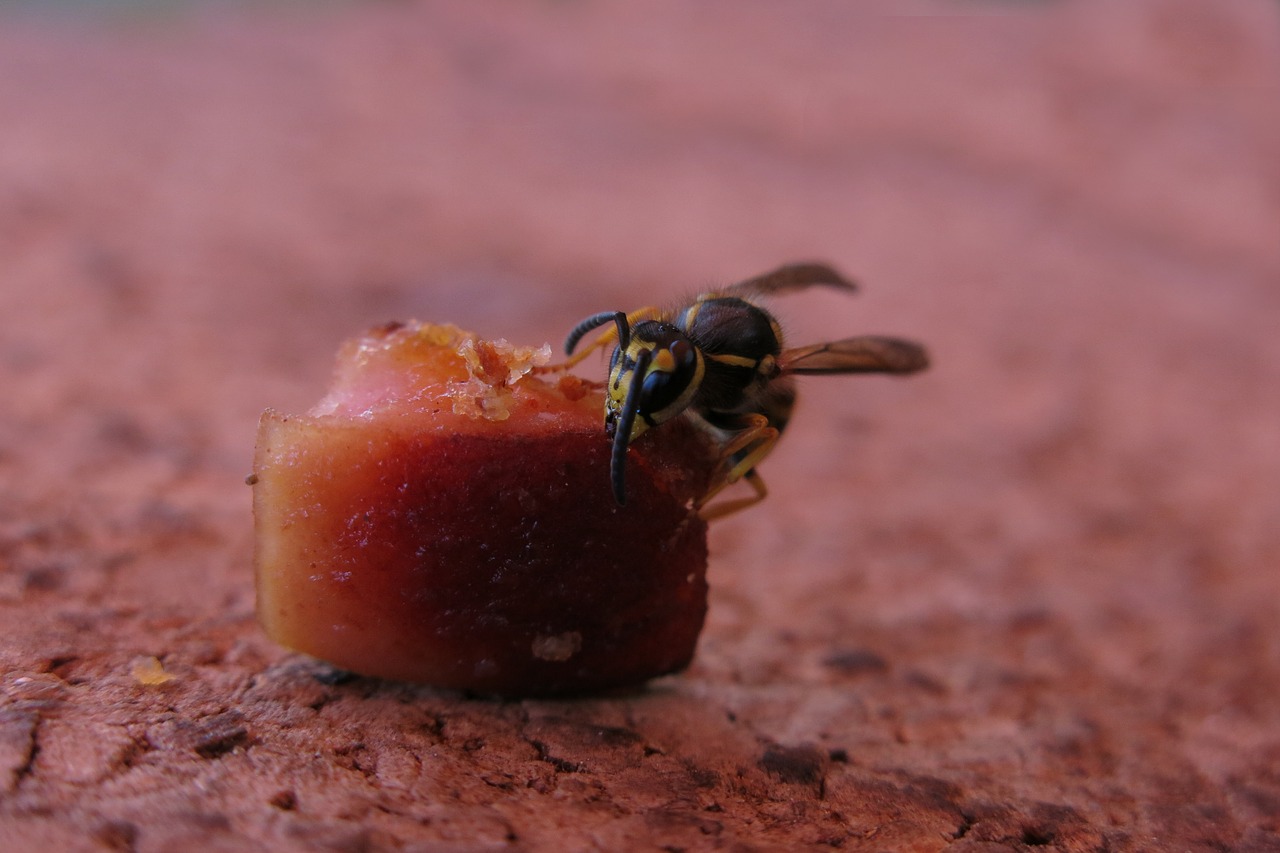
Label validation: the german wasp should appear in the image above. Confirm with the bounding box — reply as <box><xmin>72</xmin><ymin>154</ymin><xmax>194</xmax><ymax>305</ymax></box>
<box><xmin>553</xmin><ymin>263</ymin><xmax>928</xmax><ymax>519</ymax></box>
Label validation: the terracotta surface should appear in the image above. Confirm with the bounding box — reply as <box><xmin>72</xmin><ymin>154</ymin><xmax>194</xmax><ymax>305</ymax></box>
<box><xmin>2</xmin><ymin>1</ymin><xmax>1278</xmax><ymax>850</ymax></box>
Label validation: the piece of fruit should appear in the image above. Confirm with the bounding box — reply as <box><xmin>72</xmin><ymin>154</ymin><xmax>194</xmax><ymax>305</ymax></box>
<box><xmin>252</xmin><ymin>322</ymin><xmax>714</xmax><ymax>696</ymax></box>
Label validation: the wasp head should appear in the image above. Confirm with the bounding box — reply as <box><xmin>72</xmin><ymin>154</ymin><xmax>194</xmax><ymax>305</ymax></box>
<box><xmin>605</xmin><ymin>319</ymin><xmax>704</xmax><ymax>505</ymax></box>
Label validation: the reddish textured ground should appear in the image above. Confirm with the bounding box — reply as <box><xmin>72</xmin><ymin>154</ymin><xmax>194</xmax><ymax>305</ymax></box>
<box><xmin>2</xmin><ymin>1</ymin><xmax>1278</xmax><ymax>850</ymax></box>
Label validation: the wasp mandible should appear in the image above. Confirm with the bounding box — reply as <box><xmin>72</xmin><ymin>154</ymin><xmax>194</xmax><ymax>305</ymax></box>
<box><xmin>553</xmin><ymin>262</ymin><xmax>929</xmax><ymax>519</ymax></box>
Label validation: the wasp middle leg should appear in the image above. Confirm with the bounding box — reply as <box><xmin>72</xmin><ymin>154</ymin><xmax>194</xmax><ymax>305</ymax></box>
<box><xmin>695</xmin><ymin>412</ymin><xmax>780</xmax><ymax>520</ymax></box>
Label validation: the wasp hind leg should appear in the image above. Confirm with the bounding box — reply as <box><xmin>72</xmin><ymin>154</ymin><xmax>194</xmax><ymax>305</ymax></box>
<box><xmin>698</xmin><ymin>469</ymin><xmax>769</xmax><ymax>521</ymax></box>
<box><xmin>695</xmin><ymin>413</ymin><xmax>779</xmax><ymax>521</ymax></box>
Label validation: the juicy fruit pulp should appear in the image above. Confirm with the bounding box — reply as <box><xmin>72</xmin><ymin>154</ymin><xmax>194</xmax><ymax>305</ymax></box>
<box><xmin>252</xmin><ymin>322</ymin><xmax>713</xmax><ymax>696</ymax></box>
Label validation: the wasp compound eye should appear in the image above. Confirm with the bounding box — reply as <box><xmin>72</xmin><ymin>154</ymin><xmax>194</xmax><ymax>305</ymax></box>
<box><xmin>639</xmin><ymin>359</ymin><xmax>689</xmax><ymax>418</ymax></box>
<box><xmin>628</xmin><ymin>326</ymin><xmax>700</xmax><ymax>424</ymax></box>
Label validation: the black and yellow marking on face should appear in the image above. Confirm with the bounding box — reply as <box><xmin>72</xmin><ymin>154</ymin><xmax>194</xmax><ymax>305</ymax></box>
<box><xmin>606</xmin><ymin>322</ymin><xmax>705</xmax><ymax>441</ymax></box>
<box><xmin>604</xmin><ymin>320</ymin><xmax>705</xmax><ymax>504</ymax></box>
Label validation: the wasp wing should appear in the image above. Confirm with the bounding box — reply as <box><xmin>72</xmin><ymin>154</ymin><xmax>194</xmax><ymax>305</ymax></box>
<box><xmin>719</xmin><ymin>262</ymin><xmax>858</xmax><ymax>300</ymax></box>
<box><xmin>780</xmin><ymin>336</ymin><xmax>929</xmax><ymax>375</ymax></box>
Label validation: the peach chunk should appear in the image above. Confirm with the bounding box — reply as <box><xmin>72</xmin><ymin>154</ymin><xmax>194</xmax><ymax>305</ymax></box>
<box><xmin>252</xmin><ymin>322</ymin><xmax>714</xmax><ymax>696</ymax></box>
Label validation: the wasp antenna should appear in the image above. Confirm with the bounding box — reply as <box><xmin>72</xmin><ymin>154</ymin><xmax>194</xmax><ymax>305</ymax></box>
<box><xmin>564</xmin><ymin>311</ymin><xmax>622</xmax><ymax>355</ymax></box>
<box><xmin>610</xmin><ymin>347</ymin><xmax>650</xmax><ymax>506</ymax></box>
<box><xmin>611</xmin><ymin>311</ymin><xmax>630</xmax><ymax>353</ymax></box>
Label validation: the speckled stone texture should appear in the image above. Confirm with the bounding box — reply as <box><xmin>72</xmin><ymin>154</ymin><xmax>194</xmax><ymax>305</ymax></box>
<box><xmin>2</xmin><ymin>1</ymin><xmax>1278</xmax><ymax>850</ymax></box>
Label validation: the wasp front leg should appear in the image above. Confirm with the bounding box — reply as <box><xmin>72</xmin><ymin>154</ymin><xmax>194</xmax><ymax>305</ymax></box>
<box><xmin>695</xmin><ymin>413</ymin><xmax>780</xmax><ymax>520</ymax></box>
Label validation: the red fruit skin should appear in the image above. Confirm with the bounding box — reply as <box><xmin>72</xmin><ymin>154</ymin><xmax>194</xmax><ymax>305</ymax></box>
<box><xmin>253</xmin><ymin>323</ymin><xmax>713</xmax><ymax>696</ymax></box>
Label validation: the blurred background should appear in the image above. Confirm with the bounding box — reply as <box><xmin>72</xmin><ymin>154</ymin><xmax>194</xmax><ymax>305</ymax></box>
<box><xmin>2</xmin><ymin>0</ymin><xmax>1279</xmax><ymax>845</ymax></box>
<box><xmin>4</xmin><ymin>0</ymin><xmax>1279</xmax><ymax>629</ymax></box>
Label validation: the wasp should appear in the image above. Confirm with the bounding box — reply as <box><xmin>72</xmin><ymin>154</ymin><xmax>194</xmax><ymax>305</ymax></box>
<box><xmin>551</xmin><ymin>262</ymin><xmax>929</xmax><ymax>519</ymax></box>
